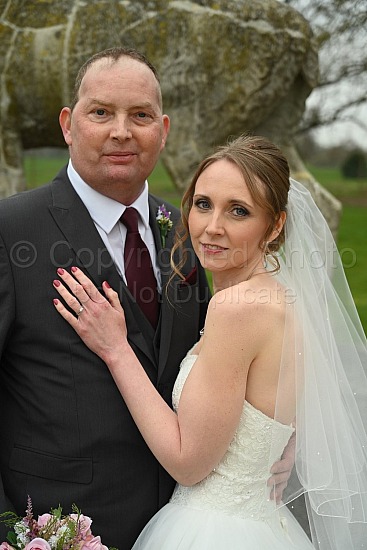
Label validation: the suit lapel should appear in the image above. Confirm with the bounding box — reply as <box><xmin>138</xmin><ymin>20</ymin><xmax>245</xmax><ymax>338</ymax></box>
<box><xmin>48</xmin><ymin>170</ymin><xmax>156</xmax><ymax>365</ymax></box>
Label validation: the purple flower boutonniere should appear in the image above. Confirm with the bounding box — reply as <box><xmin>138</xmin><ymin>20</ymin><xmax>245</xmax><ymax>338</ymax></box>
<box><xmin>156</xmin><ymin>204</ymin><xmax>173</xmax><ymax>247</ymax></box>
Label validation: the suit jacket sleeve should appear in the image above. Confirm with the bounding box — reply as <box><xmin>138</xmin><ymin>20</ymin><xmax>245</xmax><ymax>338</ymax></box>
<box><xmin>0</xmin><ymin>230</ymin><xmax>17</xmax><ymax>532</ymax></box>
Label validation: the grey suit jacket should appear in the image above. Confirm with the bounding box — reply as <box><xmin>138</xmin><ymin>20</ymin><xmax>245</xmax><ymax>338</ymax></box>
<box><xmin>0</xmin><ymin>166</ymin><xmax>210</xmax><ymax>550</ymax></box>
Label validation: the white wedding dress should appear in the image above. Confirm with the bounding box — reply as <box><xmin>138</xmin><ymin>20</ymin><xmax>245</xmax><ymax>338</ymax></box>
<box><xmin>132</xmin><ymin>351</ymin><xmax>314</xmax><ymax>549</ymax></box>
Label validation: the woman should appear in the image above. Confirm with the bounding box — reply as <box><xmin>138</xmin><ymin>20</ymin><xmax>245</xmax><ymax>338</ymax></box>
<box><xmin>53</xmin><ymin>135</ymin><xmax>367</xmax><ymax>549</ymax></box>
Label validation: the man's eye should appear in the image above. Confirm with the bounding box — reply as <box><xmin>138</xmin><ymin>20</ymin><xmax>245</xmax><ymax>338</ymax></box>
<box><xmin>95</xmin><ymin>109</ymin><xmax>106</xmax><ymax>116</ymax></box>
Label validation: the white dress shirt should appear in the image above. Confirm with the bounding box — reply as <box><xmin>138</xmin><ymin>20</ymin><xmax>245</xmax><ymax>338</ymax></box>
<box><xmin>67</xmin><ymin>161</ymin><xmax>162</xmax><ymax>291</ymax></box>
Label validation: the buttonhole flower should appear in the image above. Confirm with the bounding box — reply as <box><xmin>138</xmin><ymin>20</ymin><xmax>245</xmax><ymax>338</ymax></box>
<box><xmin>156</xmin><ymin>204</ymin><xmax>173</xmax><ymax>247</ymax></box>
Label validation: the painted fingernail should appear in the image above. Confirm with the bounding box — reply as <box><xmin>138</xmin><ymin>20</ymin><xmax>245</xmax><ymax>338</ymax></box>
<box><xmin>53</xmin><ymin>279</ymin><xmax>61</xmax><ymax>287</ymax></box>
<box><xmin>57</xmin><ymin>268</ymin><xmax>64</xmax><ymax>275</ymax></box>
<box><xmin>71</xmin><ymin>266</ymin><xmax>78</xmax><ymax>273</ymax></box>
<box><xmin>53</xmin><ymin>299</ymin><xmax>59</xmax><ymax>305</ymax></box>
<box><xmin>103</xmin><ymin>281</ymin><xmax>111</xmax><ymax>289</ymax></box>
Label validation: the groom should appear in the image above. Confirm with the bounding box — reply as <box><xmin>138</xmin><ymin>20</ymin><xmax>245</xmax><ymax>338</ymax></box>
<box><xmin>0</xmin><ymin>47</ymin><xmax>210</xmax><ymax>550</ymax></box>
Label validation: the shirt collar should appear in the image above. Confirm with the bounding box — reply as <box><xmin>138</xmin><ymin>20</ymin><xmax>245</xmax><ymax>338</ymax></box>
<box><xmin>67</xmin><ymin>160</ymin><xmax>150</xmax><ymax>233</ymax></box>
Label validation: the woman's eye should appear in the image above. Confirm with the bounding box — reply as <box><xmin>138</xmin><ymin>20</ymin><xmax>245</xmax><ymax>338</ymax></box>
<box><xmin>194</xmin><ymin>199</ymin><xmax>210</xmax><ymax>210</ymax></box>
<box><xmin>232</xmin><ymin>206</ymin><xmax>249</xmax><ymax>217</ymax></box>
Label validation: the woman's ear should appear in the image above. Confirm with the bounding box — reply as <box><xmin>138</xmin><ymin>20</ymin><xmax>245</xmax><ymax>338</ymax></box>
<box><xmin>269</xmin><ymin>211</ymin><xmax>287</xmax><ymax>243</ymax></box>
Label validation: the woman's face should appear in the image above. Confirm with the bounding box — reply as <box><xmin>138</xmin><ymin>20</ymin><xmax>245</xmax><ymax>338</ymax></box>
<box><xmin>188</xmin><ymin>159</ymin><xmax>275</xmax><ymax>282</ymax></box>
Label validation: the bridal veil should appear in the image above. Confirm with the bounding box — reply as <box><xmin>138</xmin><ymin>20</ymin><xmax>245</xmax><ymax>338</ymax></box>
<box><xmin>269</xmin><ymin>179</ymin><xmax>367</xmax><ymax>549</ymax></box>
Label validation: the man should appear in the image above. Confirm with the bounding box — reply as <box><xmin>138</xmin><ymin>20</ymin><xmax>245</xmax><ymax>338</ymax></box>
<box><xmin>0</xmin><ymin>47</ymin><xmax>209</xmax><ymax>550</ymax></box>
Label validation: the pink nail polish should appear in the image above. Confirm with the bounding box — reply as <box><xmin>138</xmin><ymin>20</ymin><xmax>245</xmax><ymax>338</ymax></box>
<box><xmin>57</xmin><ymin>268</ymin><xmax>64</xmax><ymax>275</ymax></box>
<box><xmin>53</xmin><ymin>299</ymin><xmax>59</xmax><ymax>305</ymax></box>
<box><xmin>71</xmin><ymin>266</ymin><xmax>78</xmax><ymax>273</ymax></box>
<box><xmin>104</xmin><ymin>281</ymin><xmax>111</xmax><ymax>289</ymax></box>
<box><xmin>53</xmin><ymin>279</ymin><xmax>61</xmax><ymax>287</ymax></box>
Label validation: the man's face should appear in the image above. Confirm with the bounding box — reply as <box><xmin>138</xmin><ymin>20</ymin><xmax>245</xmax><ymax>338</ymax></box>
<box><xmin>59</xmin><ymin>56</ymin><xmax>170</xmax><ymax>204</ymax></box>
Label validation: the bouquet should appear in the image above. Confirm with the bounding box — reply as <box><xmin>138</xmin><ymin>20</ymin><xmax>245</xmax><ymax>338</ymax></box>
<box><xmin>0</xmin><ymin>497</ymin><xmax>114</xmax><ymax>550</ymax></box>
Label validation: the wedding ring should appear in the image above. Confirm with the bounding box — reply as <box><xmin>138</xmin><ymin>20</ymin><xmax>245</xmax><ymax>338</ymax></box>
<box><xmin>77</xmin><ymin>306</ymin><xmax>84</xmax><ymax>316</ymax></box>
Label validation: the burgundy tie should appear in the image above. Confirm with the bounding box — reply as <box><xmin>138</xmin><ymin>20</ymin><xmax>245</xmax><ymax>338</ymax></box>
<box><xmin>121</xmin><ymin>207</ymin><xmax>159</xmax><ymax>328</ymax></box>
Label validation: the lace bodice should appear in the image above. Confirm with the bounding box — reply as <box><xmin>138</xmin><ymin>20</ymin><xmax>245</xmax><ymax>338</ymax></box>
<box><xmin>170</xmin><ymin>352</ymin><xmax>294</xmax><ymax>520</ymax></box>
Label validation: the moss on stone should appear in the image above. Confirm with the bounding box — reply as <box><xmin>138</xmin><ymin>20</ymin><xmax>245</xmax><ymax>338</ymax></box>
<box><xmin>5</xmin><ymin>0</ymin><xmax>74</xmax><ymax>28</ymax></box>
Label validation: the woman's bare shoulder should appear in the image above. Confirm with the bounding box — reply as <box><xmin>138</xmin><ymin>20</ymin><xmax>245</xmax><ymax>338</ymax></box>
<box><xmin>203</xmin><ymin>279</ymin><xmax>284</xmax><ymax>352</ymax></box>
<box><xmin>208</xmin><ymin>277</ymin><xmax>288</xmax><ymax>318</ymax></box>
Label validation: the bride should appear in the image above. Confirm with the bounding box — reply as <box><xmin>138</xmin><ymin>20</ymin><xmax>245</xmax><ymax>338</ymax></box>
<box><xmin>53</xmin><ymin>135</ymin><xmax>367</xmax><ymax>549</ymax></box>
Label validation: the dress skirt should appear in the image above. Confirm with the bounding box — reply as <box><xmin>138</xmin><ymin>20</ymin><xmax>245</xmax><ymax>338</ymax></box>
<box><xmin>131</xmin><ymin>502</ymin><xmax>314</xmax><ymax>549</ymax></box>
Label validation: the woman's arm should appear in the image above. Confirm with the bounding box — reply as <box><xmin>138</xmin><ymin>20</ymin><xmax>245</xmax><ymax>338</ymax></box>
<box><xmin>52</xmin><ymin>268</ymin><xmax>255</xmax><ymax>486</ymax></box>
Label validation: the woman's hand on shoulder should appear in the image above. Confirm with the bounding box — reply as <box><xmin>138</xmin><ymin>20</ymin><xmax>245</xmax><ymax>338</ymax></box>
<box><xmin>53</xmin><ymin>267</ymin><xmax>128</xmax><ymax>364</ymax></box>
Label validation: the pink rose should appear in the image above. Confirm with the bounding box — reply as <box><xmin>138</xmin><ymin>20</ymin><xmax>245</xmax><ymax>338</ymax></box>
<box><xmin>37</xmin><ymin>514</ymin><xmax>53</xmax><ymax>528</ymax></box>
<box><xmin>24</xmin><ymin>538</ymin><xmax>51</xmax><ymax>550</ymax></box>
<box><xmin>70</xmin><ymin>514</ymin><xmax>92</xmax><ymax>538</ymax></box>
<box><xmin>0</xmin><ymin>543</ymin><xmax>16</xmax><ymax>550</ymax></box>
<box><xmin>81</xmin><ymin>535</ymin><xmax>108</xmax><ymax>550</ymax></box>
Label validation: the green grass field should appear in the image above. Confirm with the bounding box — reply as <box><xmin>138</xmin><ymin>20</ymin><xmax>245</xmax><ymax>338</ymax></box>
<box><xmin>24</xmin><ymin>152</ymin><xmax>366</xmax><ymax>331</ymax></box>
<box><xmin>306</xmin><ymin>165</ymin><xmax>367</xmax><ymax>332</ymax></box>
